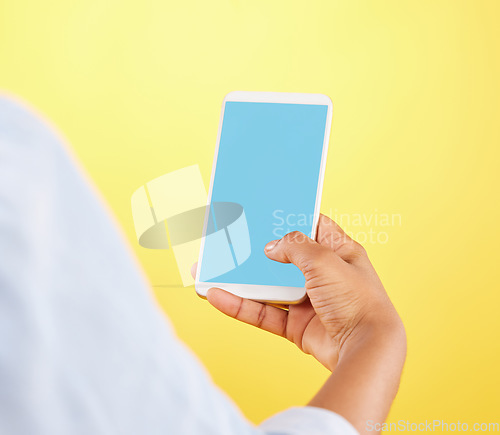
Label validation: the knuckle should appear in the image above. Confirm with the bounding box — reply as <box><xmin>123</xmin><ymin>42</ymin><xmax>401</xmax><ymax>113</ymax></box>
<box><xmin>284</xmin><ymin>231</ymin><xmax>307</xmax><ymax>244</ymax></box>
<box><xmin>349</xmin><ymin>240</ymin><xmax>367</xmax><ymax>257</ymax></box>
<box><xmin>321</xmin><ymin>231</ymin><xmax>345</xmax><ymax>247</ymax></box>
<box><xmin>233</xmin><ymin>298</ymin><xmax>244</xmax><ymax>320</ymax></box>
<box><xmin>319</xmin><ymin>214</ymin><xmax>336</xmax><ymax>230</ymax></box>
<box><xmin>255</xmin><ymin>304</ymin><xmax>266</xmax><ymax>328</ymax></box>
<box><xmin>302</xmin><ymin>247</ymin><xmax>335</xmax><ymax>272</ymax></box>
<box><xmin>315</xmin><ymin>247</ymin><xmax>336</xmax><ymax>264</ymax></box>
<box><xmin>280</xmin><ymin>314</ymin><xmax>288</xmax><ymax>337</ymax></box>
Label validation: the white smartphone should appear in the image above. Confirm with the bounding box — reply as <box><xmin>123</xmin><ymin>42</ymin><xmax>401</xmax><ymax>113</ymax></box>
<box><xmin>195</xmin><ymin>91</ymin><xmax>332</xmax><ymax>304</ymax></box>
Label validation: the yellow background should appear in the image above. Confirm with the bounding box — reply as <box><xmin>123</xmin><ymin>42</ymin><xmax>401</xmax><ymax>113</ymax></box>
<box><xmin>1</xmin><ymin>0</ymin><xmax>499</xmax><ymax>429</ymax></box>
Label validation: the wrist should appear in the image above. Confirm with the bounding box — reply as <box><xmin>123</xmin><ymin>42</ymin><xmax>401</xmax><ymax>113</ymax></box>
<box><xmin>338</xmin><ymin>307</ymin><xmax>406</xmax><ymax>364</ymax></box>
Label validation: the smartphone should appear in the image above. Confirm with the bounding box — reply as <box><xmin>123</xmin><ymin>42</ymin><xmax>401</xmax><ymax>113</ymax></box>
<box><xmin>195</xmin><ymin>91</ymin><xmax>332</xmax><ymax>304</ymax></box>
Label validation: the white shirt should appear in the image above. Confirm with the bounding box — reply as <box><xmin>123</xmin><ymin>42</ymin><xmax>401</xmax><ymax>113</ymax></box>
<box><xmin>0</xmin><ymin>95</ymin><xmax>358</xmax><ymax>435</ymax></box>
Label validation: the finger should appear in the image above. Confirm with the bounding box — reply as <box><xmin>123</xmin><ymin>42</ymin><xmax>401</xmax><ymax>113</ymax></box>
<box><xmin>206</xmin><ymin>288</ymin><xmax>288</xmax><ymax>337</ymax></box>
<box><xmin>315</xmin><ymin>214</ymin><xmax>367</xmax><ymax>264</ymax></box>
<box><xmin>316</xmin><ymin>214</ymin><xmax>350</xmax><ymax>248</ymax></box>
<box><xmin>191</xmin><ymin>262</ymin><xmax>198</xmax><ymax>279</ymax></box>
<box><xmin>267</xmin><ymin>302</ymin><xmax>290</xmax><ymax>310</ymax></box>
<box><xmin>264</xmin><ymin>230</ymin><xmax>341</xmax><ymax>272</ymax></box>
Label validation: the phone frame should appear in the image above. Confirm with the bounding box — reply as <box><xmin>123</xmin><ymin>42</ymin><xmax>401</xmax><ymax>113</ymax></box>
<box><xmin>195</xmin><ymin>91</ymin><xmax>333</xmax><ymax>304</ymax></box>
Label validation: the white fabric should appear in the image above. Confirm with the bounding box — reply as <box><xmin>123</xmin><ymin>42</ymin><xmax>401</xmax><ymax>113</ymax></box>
<box><xmin>0</xmin><ymin>95</ymin><xmax>358</xmax><ymax>435</ymax></box>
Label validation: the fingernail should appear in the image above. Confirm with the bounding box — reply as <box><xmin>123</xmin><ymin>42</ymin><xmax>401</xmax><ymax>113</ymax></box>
<box><xmin>264</xmin><ymin>240</ymin><xmax>279</xmax><ymax>251</ymax></box>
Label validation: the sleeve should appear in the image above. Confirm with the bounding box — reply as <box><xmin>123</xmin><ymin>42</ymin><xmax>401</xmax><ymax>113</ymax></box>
<box><xmin>0</xmin><ymin>94</ymin><xmax>358</xmax><ymax>435</ymax></box>
<box><xmin>259</xmin><ymin>407</ymin><xmax>359</xmax><ymax>435</ymax></box>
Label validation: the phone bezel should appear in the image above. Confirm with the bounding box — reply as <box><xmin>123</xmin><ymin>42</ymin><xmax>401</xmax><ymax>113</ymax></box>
<box><xmin>195</xmin><ymin>91</ymin><xmax>333</xmax><ymax>304</ymax></box>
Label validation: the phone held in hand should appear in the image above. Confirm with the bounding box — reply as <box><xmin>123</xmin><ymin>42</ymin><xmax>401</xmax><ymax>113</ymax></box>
<box><xmin>195</xmin><ymin>91</ymin><xmax>332</xmax><ymax>304</ymax></box>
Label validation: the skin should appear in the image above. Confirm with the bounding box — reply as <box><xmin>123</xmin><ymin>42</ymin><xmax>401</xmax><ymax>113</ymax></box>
<box><xmin>195</xmin><ymin>214</ymin><xmax>406</xmax><ymax>434</ymax></box>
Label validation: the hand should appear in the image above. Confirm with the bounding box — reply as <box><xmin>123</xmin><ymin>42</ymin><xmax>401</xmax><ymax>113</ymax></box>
<box><xmin>195</xmin><ymin>214</ymin><xmax>403</xmax><ymax>371</ymax></box>
<box><xmin>193</xmin><ymin>213</ymin><xmax>406</xmax><ymax>431</ymax></box>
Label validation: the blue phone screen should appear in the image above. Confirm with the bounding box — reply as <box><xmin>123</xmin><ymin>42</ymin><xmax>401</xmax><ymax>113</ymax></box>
<box><xmin>200</xmin><ymin>101</ymin><xmax>328</xmax><ymax>287</ymax></box>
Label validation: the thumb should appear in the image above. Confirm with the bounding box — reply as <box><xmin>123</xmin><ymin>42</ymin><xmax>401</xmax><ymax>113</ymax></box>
<box><xmin>264</xmin><ymin>231</ymin><xmax>342</xmax><ymax>274</ymax></box>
